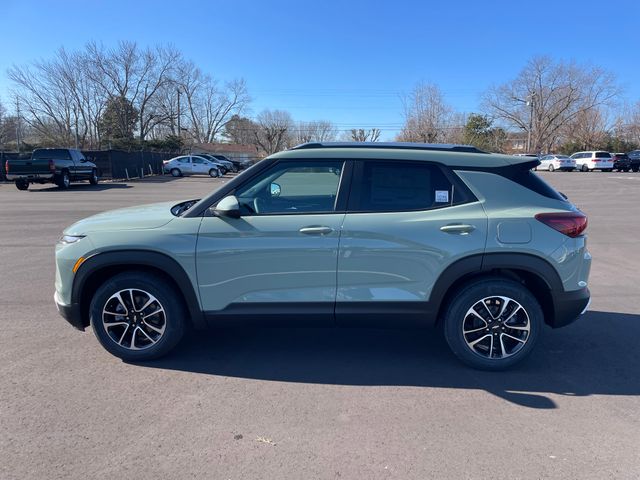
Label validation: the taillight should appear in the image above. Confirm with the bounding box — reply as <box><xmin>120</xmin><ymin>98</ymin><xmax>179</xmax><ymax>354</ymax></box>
<box><xmin>535</xmin><ymin>212</ymin><xmax>588</xmax><ymax>238</ymax></box>
<box><xmin>4</xmin><ymin>160</ymin><xmax>8</xmax><ymax>173</ymax></box>
<box><xmin>49</xmin><ymin>159</ymin><xmax>55</xmax><ymax>172</ymax></box>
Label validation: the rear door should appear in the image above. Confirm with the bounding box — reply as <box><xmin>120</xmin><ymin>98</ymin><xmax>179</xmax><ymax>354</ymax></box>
<box><xmin>336</xmin><ymin>160</ymin><xmax>488</xmax><ymax>326</ymax></box>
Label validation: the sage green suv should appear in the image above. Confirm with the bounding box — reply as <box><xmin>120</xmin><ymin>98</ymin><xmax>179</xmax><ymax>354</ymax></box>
<box><xmin>55</xmin><ymin>143</ymin><xmax>591</xmax><ymax>370</ymax></box>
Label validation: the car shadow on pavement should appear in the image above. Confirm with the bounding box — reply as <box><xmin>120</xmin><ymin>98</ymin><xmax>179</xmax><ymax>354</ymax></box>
<box><xmin>138</xmin><ymin>310</ymin><xmax>640</xmax><ymax>409</ymax></box>
<box><xmin>28</xmin><ymin>183</ymin><xmax>132</xmax><ymax>192</ymax></box>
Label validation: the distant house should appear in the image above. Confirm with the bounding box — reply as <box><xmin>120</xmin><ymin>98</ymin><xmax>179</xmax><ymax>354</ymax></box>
<box><xmin>504</xmin><ymin>131</ymin><xmax>528</xmax><ymax>153</ymax></box>
<box><xmin>191</xmin><ymin>143</ymin><xmax>261</xmax><ymax>163</ymax></box>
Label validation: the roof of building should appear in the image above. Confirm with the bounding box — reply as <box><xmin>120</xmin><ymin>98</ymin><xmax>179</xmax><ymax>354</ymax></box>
<box><xmin>193</xmin><ymin>143</ymin><xmax>258</xmax><ymax>155</ymax></box>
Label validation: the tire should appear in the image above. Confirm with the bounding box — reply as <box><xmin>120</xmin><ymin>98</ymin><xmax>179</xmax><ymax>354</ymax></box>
<box><xmin>581</xmin><ymin>164</ymin><xmax>589</xmax><ymax>172</ymax></box>
<box><xmin>219</xmin><ymin>167</ymin><xmax>228</xmax><ymax>175</ymax></box>
<box><xmin>89</xmin><ymin>169</ymin><xmax>99</xmax><ymax>185</ymax></box>
<box><xmin>443</xmin><ymin>278</ymin><xmax>542</xmax><ymax>371</ymax></box>
<box><xmin>209</xmin><ymin>168</ymin><xmax>219</xmax><ymax>178</ymax></box>
<box><xmin>15</xmin><ymin>179</ymin><xmax>29</xmax><ymax>191</ymax></box>
<box><xmin>548</xmin><ymin>164</ymin><xmax>554</xmax><ymax>172</ymax></box>
<box><xmin>57</xmin><ymin>170</ymin><xmax>70</xmax><ymax>189</ymax></box>
<box><xmin>633</xmin><ymin>167</ymin><xmax>639</xmax><ymax>173</ymax></box>
<box><xmin>90</xmin><ymin>272</ymin><xmax>185</xmax><ymax>361</ymax></box>
<box><xmin>170</xmin><ymin>168</ymin><xmax>181</xmax><ymax>177</ymax></box>
<box><xmin>231</xmin><ymin>165</ymin><xmax>238</xmax><ymax>173</ymax></box>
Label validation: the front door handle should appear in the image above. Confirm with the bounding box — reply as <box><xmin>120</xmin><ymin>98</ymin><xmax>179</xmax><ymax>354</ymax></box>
<box><xmin>299</xmin><ymin>226</ymin><xmax>334</xmax><ymax>235</ymax></box>
<box><xmin>440</xmin><ymin>224</ymin><xmax>476</xmax><ymax>235</ymax></box>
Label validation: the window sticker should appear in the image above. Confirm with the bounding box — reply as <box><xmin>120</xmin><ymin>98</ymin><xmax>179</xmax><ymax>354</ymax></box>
<box><xmin>435</xmin><ymin>190</ymin><xmax>449</xmax><ymax>203</ymax></box>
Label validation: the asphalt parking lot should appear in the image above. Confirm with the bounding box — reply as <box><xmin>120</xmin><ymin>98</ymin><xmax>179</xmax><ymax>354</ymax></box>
<box><xmin>1</xmin><ymin>171</ymin><xmax>639</xmax><ymax>479</ymax></box>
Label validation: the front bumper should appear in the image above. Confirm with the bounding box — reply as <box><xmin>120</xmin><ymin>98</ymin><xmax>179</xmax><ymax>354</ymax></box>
<box><xmin>551</xmin><ymin>287</ymin><xmax>590</xmax><ymax>328</ymax></box>
<box><xmin>54</xmin><ymin>292</ymin><xmax>85</xmax><ymax>331</ymax></box>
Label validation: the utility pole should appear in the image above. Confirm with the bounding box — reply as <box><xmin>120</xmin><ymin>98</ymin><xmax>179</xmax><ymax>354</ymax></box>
<box><xmin>15</xmin><ymin>98</ymin><xmax>21</xmax><ymax>153</ymax></box>
<box><xmin>526</xmin><ymin>92</ymin><xmax>536</xmax><ymax>153</ymax></box>
<box><xmin>176</xmin><ymin>87</ymin><xmax>181</xmax><ymax>137</ymax></box>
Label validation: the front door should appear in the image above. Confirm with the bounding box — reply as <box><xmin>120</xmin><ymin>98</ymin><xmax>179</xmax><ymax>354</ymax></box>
<box><xmin>196</xmin><ymin>159</ymin><xmax>349</xmax><ymax>323</ymax></box>
<box><xmin>336</xmin><ymin>160</ymin><xmax>488</xmax><ymax>326</ymax></box>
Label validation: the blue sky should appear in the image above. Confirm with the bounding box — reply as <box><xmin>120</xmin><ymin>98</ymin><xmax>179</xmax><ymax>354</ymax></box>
<box><xmin>1</xmin><ymin>0</ymin><xmax>639</xmax><ymax>139</ymax></box>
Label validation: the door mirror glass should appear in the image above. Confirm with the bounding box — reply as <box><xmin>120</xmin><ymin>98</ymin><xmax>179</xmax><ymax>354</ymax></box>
<box><xmin>214</xmin><ymin>195</ymin><xmax>241</xmax><ymax>218</ymax></box>
<box><xmin>270</xmin><ymin>182</ymin><xmax>281</xmax><ymax>197</ymax></box>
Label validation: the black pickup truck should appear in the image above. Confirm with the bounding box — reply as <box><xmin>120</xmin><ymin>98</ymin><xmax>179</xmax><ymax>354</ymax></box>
<box><xmin>5</xmin><ymin>148</ymin><xmax>99</xmax><ymax>190</ymax></box>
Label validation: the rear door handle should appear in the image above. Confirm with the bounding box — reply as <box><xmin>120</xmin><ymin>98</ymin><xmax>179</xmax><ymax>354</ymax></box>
<box><xmin>299</xmin><ymin>226</ymin><xmax>334</xmax><ymax>235</ymax></box>
<box><xmin>440</xmin><ymin>224</ymin><xmax>476</xmax><ymax>235</ymax></box>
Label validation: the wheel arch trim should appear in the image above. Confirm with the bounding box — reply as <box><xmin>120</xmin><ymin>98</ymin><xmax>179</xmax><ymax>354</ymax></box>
<box><xmin>430</xmin><ymin>252</ymin><xmax>563</xmax><ymax>318</ymax></box>
<box><xmin>71</xmin><ymin>249</ymin><xmax>205</xmax><ymax>329</ymax></box>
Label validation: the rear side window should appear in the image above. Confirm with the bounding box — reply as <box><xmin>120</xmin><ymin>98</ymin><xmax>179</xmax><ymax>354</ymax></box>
<box><xmin>595</xmin><ymin>151</ymin><xmax>611</xmax><ymax>158</ymax></box>
<box><xmin>509</xmin><ymin>169</ymin><xmax>566</xmax><ymax>201</ymax></box>
<box><xmin>349</xmin><ymin>161</ymin><xmax>465</xmax><ymax>212</ymax></box>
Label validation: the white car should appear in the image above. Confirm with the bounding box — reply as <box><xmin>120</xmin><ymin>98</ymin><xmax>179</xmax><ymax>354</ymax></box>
<box><xmin>163</xmin><ymin>155</ymin><xmax>222</xmax><ymax>177</ymax></box>
<box><xmin>570</xmin><ymin>151</ymin><xmax>613</xmax><ymax>172</ymax></box>
<box><xmin>538</xmin><ymin>154</ymin><xmax>576</xmax><ymax>172</ymax></box>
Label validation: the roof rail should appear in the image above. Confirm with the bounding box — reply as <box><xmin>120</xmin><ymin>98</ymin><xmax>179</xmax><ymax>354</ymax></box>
<box><xmin>290</xmin><ymin>142</ymin><xmax>488</xmax><ymax>154</ymax></box>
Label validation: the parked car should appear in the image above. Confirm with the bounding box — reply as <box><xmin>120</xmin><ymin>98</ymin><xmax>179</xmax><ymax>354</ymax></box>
<box><xmin>55</xmin><ymin>142</ymin><xmax>591</xmax><ymax>370</ymax></box>
<box><xmin>5</xmin><ymin>148</ymin><xmax>99</xmax><ymax>190</ymax></box>
<box><xmin>162</xmin><ymin>155</ymin><xmax>221</xmax><ymax>177</ymax></box>
<box><xmin>625</xmin><ymin>150</ymin><xmax>640</xmax><ymax>172</ymax></box>
<box><xmin>212</xmin><ymin>154</ymin><xmax>252</xmax><ymax>171</ymax></box>
<box><xmin>570</xmin><ymin>151</ymin><xmax>613</xmax><ymax>172</ymax></box>
<box><xmin>194</xmin><ymin>153</ymin><xmax>233</xmax><ymax>174</ymax></box>
<box><xmin>612</xmin><ymin>153</ymin><xmax>631</xmax><ymax>172</ymax></box>
<box><xmin>538</xmin><ymin>154</ymin><xmax>576</xmax><ymax>172</ymax></box>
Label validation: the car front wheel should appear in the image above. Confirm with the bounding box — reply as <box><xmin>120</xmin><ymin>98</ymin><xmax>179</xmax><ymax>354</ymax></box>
<box><xmin>90</xmin><ymin>272</ymin><xmax>185</xmax><ymax>361</ymax></box>
<box><xmin>89</xmin><ymin>169</ymin><xmax>99</xmax><ymax>185</ymax></box>
<box><xmin>443</xmin><ymin>278</ymin><xmax>542</xmax><ymax>370</ymax></box>
<box><xmin>209</xmin><ymin>168</ymin><xmax>219</xmax><ymax>178</ymax></box>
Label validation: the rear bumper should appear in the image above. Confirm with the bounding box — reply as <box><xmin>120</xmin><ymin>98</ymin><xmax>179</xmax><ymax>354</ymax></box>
<box><xmin>54</xmin><ymin>292</ymin><xmax>85</xmax><ymax>331</ymax></box>
<box><xmin>551</xmin><ymin>287</ymin><xmax>590</xmax><ymax>328</ymax></box>
<box><xmin>6</xmin><ymin>173</ymin><xmax>54</xmax><ymax>181</ymax></box>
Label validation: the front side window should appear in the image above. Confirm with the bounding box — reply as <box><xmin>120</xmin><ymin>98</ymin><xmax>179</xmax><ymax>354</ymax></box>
<box><xmin>350</xmin><ymin>161</ymin><xmax>455</xmax><ymax>212</ymax></box>
<box><xmin>192</xmin><ymin>157</ymin><xmax>205</xmax><ymax>164</ymax></box>
<box><xmin>235</xmin><ymin>161</ymin><xmax>344</xmax><ymax>215</ymax></box>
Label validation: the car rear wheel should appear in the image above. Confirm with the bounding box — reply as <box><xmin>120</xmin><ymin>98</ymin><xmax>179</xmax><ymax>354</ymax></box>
<box><xmin>209</xmin><ymin>168</ymin><xmax>219</xmax><ymax>178</ymax></box>
<box><xmin>170</xmin><ymin>168</ymin><xmax>181</xmax><ymax>177</ymax></box>
<box><xmin>89</xmin><ymin>169</ymin><xmax>99</xmax><ymax>185</ymax></box>
<box><xmin>90</xmin><ymin>272</ymin><xmax>185</xmax><ymax>361</ymax></box>
<box><xmin>15</xmin><ymin>179</ymin><xmax>29</xmax><ymax>190</ymax></box>
<box><xmin>443</xmin><ymin>278</ymin><xmax>542</xmax><ymax>370</ymax></box>
<box><xmin>57</xmin><ymin>170</ymin><xmax>70</xmax><ymax>189</ymax></box>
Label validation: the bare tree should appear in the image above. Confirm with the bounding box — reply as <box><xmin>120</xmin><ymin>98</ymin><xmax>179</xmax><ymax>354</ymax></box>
<box><xmin>345</xmin><ymin>128</ymin><xmax>382</xmax><ymax>142</ymax></box>
<box><xmin>613</xmin><ymin>101</ymin><xmax>640</xmax><ymax>146</ymax></box>
<box><xmin>86</xmin><ymin>41</ymin><xmax>182</xmax><ymax>143</ymax></box>
<box><xmin>0</xmin><ymin>99</ymin><xmax>6</xmax><ymax>148</ymax></box>
<box><xmin>561</xmin><ymin>107</ymin><xmax>609</xmax><ymax>150</ymax></box>
<box><xmin>177</xmin><ymin>61</ymin><xmax>250</xmax><ymax>144</ymax></box>
<box><xmin>398</xmin><ymin>82</ymin><xmax>453</xmax><ymax>143</ymax></box>
<box><xmin>482</xmin><ymin>56</ymin><xmax>621</xmax><ymax>153</ymax></box>
<box><xmin>294</xmin><ymin>120</ymin><xmax>338</xmax><ymax>144</ymax></box>
<box><xmin>254</xmin><ymin>110</ymin><xmax>294</xmax><ymax>155</ymax></box>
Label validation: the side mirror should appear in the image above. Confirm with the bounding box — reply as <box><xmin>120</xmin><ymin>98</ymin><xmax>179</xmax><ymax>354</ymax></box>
<box><xmin>214</xmin><ymin>195</ymin><xmax>241</xmax><ymax>218</ymax></box>
<box><xmin>270</xmin><ymin>182</ymin><xmax>281</xmax><ymax>197</ymax></box>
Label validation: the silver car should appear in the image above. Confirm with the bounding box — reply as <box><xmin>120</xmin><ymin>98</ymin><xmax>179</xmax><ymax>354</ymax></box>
<box><xmin>162</xmin><ymin>155</ymin><xmax>221</xmax><ymax>177</ymax></box>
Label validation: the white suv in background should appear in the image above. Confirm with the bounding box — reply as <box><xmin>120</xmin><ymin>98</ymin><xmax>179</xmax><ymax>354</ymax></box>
<box><xmin>570</xmin><ymin>151</ymin><xmax>613</xmax><ymax>172</ymax></box>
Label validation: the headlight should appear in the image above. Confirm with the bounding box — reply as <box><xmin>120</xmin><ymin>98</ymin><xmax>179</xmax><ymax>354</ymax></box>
<box><xmin>59</xmin><ymin>234</ymin><xmax>86</xmax><ymax>245</ymax></box>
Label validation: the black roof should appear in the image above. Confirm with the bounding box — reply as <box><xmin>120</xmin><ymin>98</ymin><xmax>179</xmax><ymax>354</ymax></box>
<box><xmin>291</xmin><ymin>142</ymin><xmax>488</xmax><ymax>154</ymax></box>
